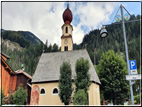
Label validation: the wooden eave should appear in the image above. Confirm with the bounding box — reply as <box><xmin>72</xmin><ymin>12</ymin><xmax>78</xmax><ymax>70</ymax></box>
<box><xmin>1</xmin><ymin>57</ymin><xmax>15</xmax><ymax>75</ymax></box>
<box><xmin>15</xmin><ymin>70</ymin><xmax>32</xmax><ymax>80</ymax></box>
<box><xmin>1</xmin><ymin>52</ymin><xmax>10</xmax><ymax>59</ymax></box>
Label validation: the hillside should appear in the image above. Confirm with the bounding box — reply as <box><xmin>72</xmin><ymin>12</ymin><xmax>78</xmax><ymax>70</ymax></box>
<box><xmin>1</xmin><ymin>29</ymin><xmax>61</xmax><ymax>76</ymax></box>
<box><xmin>2</xmin><ymin>38</ymin><xmax>23</xmax><ymax>52</ymax></box>
<box><xmin>2</xmin><ymin>29</ymin><xmax>42</xmax><ymax>47</ymax></box>
<box><xmin>1</xmin><ymin>29</ymin><xmax>44</xmax><ymax>75</ymax></box>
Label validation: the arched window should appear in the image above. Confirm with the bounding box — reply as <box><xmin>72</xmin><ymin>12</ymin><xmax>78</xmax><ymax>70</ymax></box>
<box><xmin>66</xmin><ymin>27</ymin><xmax>68</xmax><ymax>33</ymax></box>
<box><xmin>52</xmin><ymin>88</ymin><xmax>58</xmax><ymax>94</ymax></box>
<box><xmin>40</xmin><ymin>88</ymin><xmax>45</xmax><ymax>95</ymax></box>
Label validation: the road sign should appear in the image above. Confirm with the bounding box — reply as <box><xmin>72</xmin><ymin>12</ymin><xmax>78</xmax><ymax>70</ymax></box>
<box><xmin>116</xmin><ymin>15</ymin><xmax>121</xmax><ymax>22</ymax></box>
<box><xmin>126</xmin><ymin>74</ymin><xmax>141</xmax><ymax>80</ymax></box>
<box><xmin>125</xmin><ymin>13</ymin><xmax>130</xmax><ymax>21</ymax></box>
<box><xmin>129</xmin><ymin>60</ymin><xmax>137</xmax><ymax>74</ymax></box>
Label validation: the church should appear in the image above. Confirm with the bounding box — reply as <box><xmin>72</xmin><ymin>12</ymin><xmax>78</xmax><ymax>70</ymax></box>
<box><xmin>30</xmin><ymin>4</ymin><xmax>101</xmax><ymax>105</ymax></box>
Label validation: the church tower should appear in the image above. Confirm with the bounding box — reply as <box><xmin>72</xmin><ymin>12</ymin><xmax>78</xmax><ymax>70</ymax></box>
<box><xmin>61</xmin><ymin>4</ymin><xmax>73</xmax><ymax>51</ymax></box>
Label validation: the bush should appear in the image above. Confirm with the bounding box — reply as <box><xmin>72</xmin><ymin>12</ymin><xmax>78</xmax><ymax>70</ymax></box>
<box><xmin>8</xmin><ymin>90</ymin><xmax>15</xmax><ymax>104</ymax></box>
<box><xmin>73</xmin><ymin>89</ymin><xmax>88</xmax><ymax>105</ymax></box>
<box><xmin>13</xmin><ymin>84</ymin><xmax>27</xmax><ymax>105</ymax></box>
<box><xmin>134</xmin><ymin>93</ymin><xmax>141</xmax><ymax>104</ymax></box>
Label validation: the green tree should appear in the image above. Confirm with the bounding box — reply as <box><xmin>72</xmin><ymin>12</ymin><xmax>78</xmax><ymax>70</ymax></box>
<box><xmin>52</xmin><ymin>43</ymin><xmax>59</xmax><ymax>52</ymax></box>
<box><xmin>73</xmin><ymin>89</ymin><xmax>88</xmax><ymax>105</ymax></box>
<box><xmin>47</xmin><ymin>44</ymin><xmax>52</xmax><ymax>52</ymax></box>
<box><xmin>59</xmin><ymin>62</ymin><xmax>72</xmax><ymax>105</ymax></box>
<box><xmin>74</xmin><ymin>58</ymin><xmax>91</xmax><ymax>105</ymax></box>
<box><xmin>97</xmin><ymin>50</ymin><xmax>129</xmax><ymax>105</ymax></box>
<box><xmin>74</xmin><ymin>57</ymin><xmax>91</xmax><ymax>93</ymax></box>
<box><xmin>13</xmin><ymin>84</ymin><xmax>27</xmax><ymax>105</ymax></box>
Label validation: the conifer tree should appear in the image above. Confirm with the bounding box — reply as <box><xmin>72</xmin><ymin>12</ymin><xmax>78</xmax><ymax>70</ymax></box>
<box><xmin>74</xmin><ymin>58</ymin><xmax>91</xmax><ymax>105</ymax></box>
<box><xmin>59</xmin><ymin>62</ymin><xmax>72</xmax><ymax>105</ymax></box>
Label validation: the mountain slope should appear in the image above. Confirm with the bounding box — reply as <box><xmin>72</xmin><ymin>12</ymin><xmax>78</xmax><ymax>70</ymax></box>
<box><xmin>1</xmin><ymin>29</ymin><xmax>42</xmax><ymax>48</ymax></box>
<box><xmin>1</xmin><ymin>29</ymin><xmax>44</xmax><ymax>76</ymax></box>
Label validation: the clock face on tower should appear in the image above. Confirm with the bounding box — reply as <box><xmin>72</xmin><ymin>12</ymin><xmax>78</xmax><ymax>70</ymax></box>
<box><xmin>64</xmin><ymin>38</ymin><xmax>68</xmax><ymax>44</ymax></box>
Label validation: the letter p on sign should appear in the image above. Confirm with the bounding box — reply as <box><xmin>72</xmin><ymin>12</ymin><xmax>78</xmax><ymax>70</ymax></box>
<box><xmin>131</xmin><ymin>61</ymin><xmax>135</xmax><ymax>69</ymax></box>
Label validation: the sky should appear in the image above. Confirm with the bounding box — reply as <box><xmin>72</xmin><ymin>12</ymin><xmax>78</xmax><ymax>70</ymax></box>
<box><xmin>1</xmin><ymin>1</ymin><xmax>141</xmax><ymax>47</ymax></box>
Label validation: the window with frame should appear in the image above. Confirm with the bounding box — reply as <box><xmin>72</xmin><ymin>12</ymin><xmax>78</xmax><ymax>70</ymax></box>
<box><xmin>66</xmin><ymin>27</ymin><xmax>68</xmax><ymax>33</ymax></box>
<box><xmin>53</xmin><ymin>88</ymin><xmax>58</xmax><ymax>94</ymax></box>
<box><xmin>40</xmin><ymin>88</ymin><xmax>45</xmax><ymax>95</ymax></box>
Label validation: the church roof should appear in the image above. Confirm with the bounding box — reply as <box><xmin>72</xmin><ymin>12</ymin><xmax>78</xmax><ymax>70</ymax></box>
<box><xmin>32</xmin><ymin>49</ymin><xmax>101</xmax><ymax>84</ymax></box>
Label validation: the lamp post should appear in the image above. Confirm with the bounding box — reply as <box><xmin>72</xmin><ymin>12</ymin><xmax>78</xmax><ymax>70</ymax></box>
<box><xmin>100</xmin><ymin>4</ymin><xmax>134</xmax><ymax>105</ymax></box>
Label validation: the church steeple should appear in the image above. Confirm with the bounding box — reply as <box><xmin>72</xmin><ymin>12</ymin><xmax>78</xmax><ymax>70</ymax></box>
<box><xmin>61</xmin><ymin>3</ymin><xmax>73</xmax><ymax>51</ymax></box>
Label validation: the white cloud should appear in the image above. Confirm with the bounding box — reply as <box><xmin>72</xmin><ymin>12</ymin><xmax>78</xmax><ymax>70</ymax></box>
<box><xmin>2</xmin><ymin>2</ymin><xmax>119</xmax><ymax>47</ymax></box>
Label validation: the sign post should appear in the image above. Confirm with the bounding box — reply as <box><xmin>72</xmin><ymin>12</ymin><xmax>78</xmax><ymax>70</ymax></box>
<box><xmin>129</xmin><ymin>60</ymin><xmax>138</xmax><ymax>74</ymax></box>
<box><xmin>126</xmin><ymin>74</ymin><xmax>141</xmax><ymax>80</ymax></box>
<box><xmin>126</xmin><ymin>60</ymin><xmax>141</xmax><ymax>105</ymax></box>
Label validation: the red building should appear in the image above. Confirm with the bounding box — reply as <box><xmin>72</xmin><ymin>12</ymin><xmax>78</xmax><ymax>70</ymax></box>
<box><xmin>1</xmin><ymin>52</ymin><xmax>32</xmax><ymax>104</ymax></box>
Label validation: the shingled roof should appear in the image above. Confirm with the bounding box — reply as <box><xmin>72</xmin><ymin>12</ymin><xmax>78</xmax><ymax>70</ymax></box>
<box><xmin>32</xmin><ymin>49</ymin><xmax>101</xmax><ymax>84</ymax></box>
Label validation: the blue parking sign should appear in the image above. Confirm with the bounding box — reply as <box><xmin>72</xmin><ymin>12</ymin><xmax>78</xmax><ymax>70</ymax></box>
<box><xmin>129</xmin><ymin>60</ymin><xmax>137</xmax><ymax>70</ymax></box>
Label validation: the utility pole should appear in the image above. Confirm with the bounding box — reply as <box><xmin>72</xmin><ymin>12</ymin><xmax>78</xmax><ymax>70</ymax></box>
<box><xmin>120</xmin><ymin>4</ymin><xmax>134</xmax><ymax>105</ymax></box>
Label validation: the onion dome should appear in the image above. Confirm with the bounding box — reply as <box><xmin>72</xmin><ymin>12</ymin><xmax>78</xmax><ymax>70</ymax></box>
<box><xmin>63</xmin><ymin>4</ymin><xmax>73</xmax><ymax>24</ymax></box>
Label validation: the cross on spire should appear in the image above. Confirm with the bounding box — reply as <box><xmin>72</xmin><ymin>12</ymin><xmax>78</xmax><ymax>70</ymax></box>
<box><xmin>67</xmin><ymin>1</ymin><xmax>69</xmax><ymax>8</ymax></box>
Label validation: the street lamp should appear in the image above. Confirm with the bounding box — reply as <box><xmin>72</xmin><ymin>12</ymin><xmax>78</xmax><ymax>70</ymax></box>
<box><xmin>100</xmin><ymin>4</ymin><xmax>134</xmax><ymax>105</ymax></box>
<box><xmin>100</xmin><ymin>26</ymin><xmax>108</xmax><ymax>38</ymax></box>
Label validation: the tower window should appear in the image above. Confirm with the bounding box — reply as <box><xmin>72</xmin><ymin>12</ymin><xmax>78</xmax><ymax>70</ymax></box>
<box><xmin>40</xmin><ymin>88</ymin><xmax>45</xmax><ymax>95</ymax></box>
<box><xmin>66</xmin><ymin>27</ymin><xmax>68</xmax><ymax>33</ymax></box>
<box><xmin>64</xmin><ymin>46</ymin><xmax>68</xmax><ymax>51</ymax></box>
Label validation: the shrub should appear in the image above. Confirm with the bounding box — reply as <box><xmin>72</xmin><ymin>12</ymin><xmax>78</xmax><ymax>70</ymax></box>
<box><xmin>73</xmin><ymin>89</ymin><xmax>88</xmax><ymax>105</ymax></box>
<box><xmin>8</xmin><ymin>90</ymin><xmax>15</xmax><ymax>104</ymax></box>
<box><xmin>13</xmin><ymin>84</ymin><xmax>27</xmax><ymax>105</ymax></box>
<box><xmin>134</xmin><ymin>93</ymin><xmax>141</xmax><ymax>104</ymax></box>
